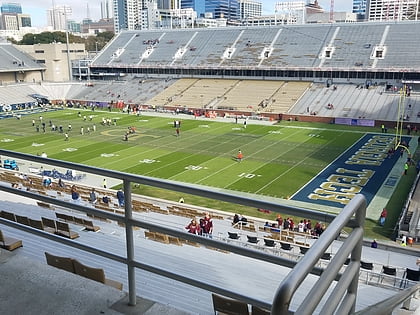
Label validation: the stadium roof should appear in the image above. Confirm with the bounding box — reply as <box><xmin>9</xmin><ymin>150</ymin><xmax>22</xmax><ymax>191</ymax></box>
<box><xmin>0</xmin><ymin>43</ymin><xmax>44</xmax><ymax>72</ymax></box>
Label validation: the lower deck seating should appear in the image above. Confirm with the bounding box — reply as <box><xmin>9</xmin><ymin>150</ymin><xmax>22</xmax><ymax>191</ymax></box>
<box><xmin>45</xmin><ymin>252</ymin><xmax>123</xmax><ymax>290</ymax></box>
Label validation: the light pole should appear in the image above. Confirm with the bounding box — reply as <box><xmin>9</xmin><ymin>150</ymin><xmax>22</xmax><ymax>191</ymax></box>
<box><xmin>63</xmin><ymin>6</ymin><xmax>72</xmax><ymax>81</ymax></box>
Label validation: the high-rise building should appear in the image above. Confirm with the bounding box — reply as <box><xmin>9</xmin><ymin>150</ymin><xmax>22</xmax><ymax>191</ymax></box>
<box><xmin>1</xmin><ymin>2</ymin><xmax>22</xmax><ymax>14</ymax></box>
<box><xmin>158</xmin><ymin>0</ymin><xmax>181</xmax><ymax>10</ymax></box>
<box><xmin>47</xmin><ymin>5</ymin><xmax>72</xmax><ymax>30</ymax></box>
<box><xmin>1</xmin><ymin>14</ymin><xmax>18</xmax><ymax>30</ymax></box>
<box><xmin>0</xmin><ymin>3</ymin><xmax>31</xmax><ymax>30</ymax></box>
<box><xmin>181</xmin><ymin>0</ymin><xmax>205</xmax><ymax>17</ymax></box>
<box><xmin>67</xmin><ymin>19</ymin><xmax>81</xmax><ymax>33</ymax></box>
<box><xmin>352</xmin><ymin>0</ymin><xmax>367</xmax><ymax>20</ymax></box>
<box><xmin>113</xmin><ymin>0</ymin><xmax>148</xmax><ymax>32</ymax></box>
<box><xmin>17</xmin><ymin>13</ymin><xmax>31</xmax><ymax>28</ymax></box>
<box><xmin>239</xmin><ymin>0</ymin><xmax>262</xmax><ymax>20</ymax></box>
<box><xmin>367</xmin><ymin>0</ymin><xmax>420</xmax><ymax>21</ymax></box>
<box><xmin>101</xmin><ymin>0</ymin><xmax>112</xmax><ymax>19</ymax></box>
<box><xmin>181</xmin><ymin>0</ymin><xmax>239</xmax><ymax>20</ymax></box>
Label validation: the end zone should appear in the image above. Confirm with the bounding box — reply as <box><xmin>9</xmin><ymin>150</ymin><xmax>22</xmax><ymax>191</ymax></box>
<box><xmin>291</xmin><ymin>134</ymin><xmax>411</xmax><ymax>211</ymax></box>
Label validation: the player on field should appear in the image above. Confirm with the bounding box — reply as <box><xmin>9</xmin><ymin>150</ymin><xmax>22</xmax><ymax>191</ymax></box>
<box><xmin>237</xmin><ymin>150</ymin><xmax>243</xmax><ymax>162</ymax></box>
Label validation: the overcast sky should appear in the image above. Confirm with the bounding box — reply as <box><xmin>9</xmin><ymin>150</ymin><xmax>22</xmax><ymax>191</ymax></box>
<box><xmin>17</xmin><ymin>0</ymin><xmax>353</xmax><ymax>27</ymax></box>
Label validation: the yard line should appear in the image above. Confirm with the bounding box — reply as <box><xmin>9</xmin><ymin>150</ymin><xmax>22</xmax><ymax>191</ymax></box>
<box><xmin>220</xmin><ymin>128</ymin><xmax>324</xmax><ymax>190</ymax></box>
<box><xmin>254</xmin><ymin>131</ymin><xmax>349</xmax><ymax>194</ymax></box>
<box><xmin>193</xmin><ymin>127</ymin><xmax>306</xmax><ymax>186</ymax></box>
<box><xmin>92</xmin><ymin>123</ymin><xmax>229</xmax><ymax>170</ymax></box>
<box><xmin>133</xmin><ymin>124</ymin><xmax>239</xmax><ymax>176</ymax></box>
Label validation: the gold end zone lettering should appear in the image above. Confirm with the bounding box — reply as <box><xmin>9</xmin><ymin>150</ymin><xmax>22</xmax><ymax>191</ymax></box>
<box><xmin>345</xmin><ymin>158</ymin><xmax>382</xmax><ymax>165</ymax></box>
<box><xmin>308</xmin><ymin>190</ymin><xmax>354</xmax><ymax>205</ymax></box>
<box><xmin>308</xmin><ymin>168</ymin><xmax>374</xmax><ymax>205</ymax></box>
<box><xmin>335</xmin><ymin>168</ymin><xmax>374</xmax><ymax>178</ymax></box>
<box><xmin>320</xmin><ymin>182</ymin><xmax>362</xmax><ymax>194</ymax></box>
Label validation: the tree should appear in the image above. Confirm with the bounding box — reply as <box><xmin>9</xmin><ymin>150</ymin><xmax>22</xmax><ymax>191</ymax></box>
<box><xmin>17</xmin><ymin>31</ymin><xmax>114</xmax><ymax>52</ymax></box>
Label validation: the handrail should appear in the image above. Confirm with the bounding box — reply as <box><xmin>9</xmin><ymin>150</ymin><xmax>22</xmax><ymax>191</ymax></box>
<box><xmin>0</xmin><ymin>150</ymin><xmax>335</xmax><ymax>309</ymax></box>
<box><xmin>271</xmin><ymin>194</ymin><xmax>366</xmax><ymax>315</ymax></box>
<box><xmin>0</xmin><ymin>150</ymin><xmax>416</xmax><ymax>314</ymax></box>
<box><xmin>354</xmin><ymin>283</ymin><xmax>420</xmax><ymax>315</ymax></box>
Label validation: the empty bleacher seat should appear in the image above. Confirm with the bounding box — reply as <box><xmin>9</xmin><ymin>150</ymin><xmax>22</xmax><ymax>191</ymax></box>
<box><xmin>0</xmin><ymin>229</ymin><xmax>22</xmax><ymax>251</ymax></box>
<box><xmin>263</xmin><ymin>238</ymin><xmax>275</xmax><ymax>247</ymax></box>
<box><xmin>228</xmin><ymin>232</ymin><xmax>240</xmax><ymax>240</ymax></box>
<box><xmin>246</xmin><ymin>235</ymin><xmax>259</xmax><ymax>244</ymax></box>
<box><xmin>212</xmin><ymin>293</ymin><xmax>249</xmax><ymax>315</ymax></box>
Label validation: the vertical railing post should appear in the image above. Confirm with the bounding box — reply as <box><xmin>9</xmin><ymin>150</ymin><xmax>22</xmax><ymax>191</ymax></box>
<box><xmin>347</xmin><ymin>197</ymin><xmax>366</xmax><ymax>313</ymax></box>
<box><xmin>123</xmin><ymin>179</ymin><xmax>136</xmax><ymax>306</ymax></box>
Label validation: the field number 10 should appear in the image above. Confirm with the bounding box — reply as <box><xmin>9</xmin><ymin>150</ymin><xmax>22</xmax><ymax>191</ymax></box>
<box><xmin>238</xmin><ymin>173</ymin><xmax>256</xmax><ymax>179</ymax></box>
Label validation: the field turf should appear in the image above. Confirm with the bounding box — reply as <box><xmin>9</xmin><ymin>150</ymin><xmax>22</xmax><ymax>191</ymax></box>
<box><xmin>0</xmin><ymin>109</ymin><xmax>365</xmax><ymax>201</ymax></box>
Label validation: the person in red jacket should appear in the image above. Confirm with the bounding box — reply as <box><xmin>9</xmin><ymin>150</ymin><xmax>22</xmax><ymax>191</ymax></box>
<box><xmin>237</xmin><ymin>150</ymin><xmax>243</xmax><ymax>162</ymax></box>
<box><xmin>185</xmin><ymin>219</ymin><xmax>201</xmax><ymax>235</ymax></box>
<box><xmin>201</xmin><ymin>212</ymin><xmax>213</xmax><ymax>238</ymax></box>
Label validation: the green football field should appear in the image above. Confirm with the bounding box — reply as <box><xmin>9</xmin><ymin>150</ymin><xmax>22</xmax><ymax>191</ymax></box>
<box><xmin>0</xmin><ymin>109</ymin><xmax>365</xmax><ymax>199</ymax></box>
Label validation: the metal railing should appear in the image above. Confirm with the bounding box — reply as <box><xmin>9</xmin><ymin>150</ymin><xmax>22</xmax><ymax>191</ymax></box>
<box><xmin>0</xmin><ymin>149</ymin><xmax>415</xmax><ymax>314</ymax></box>
<box><xmin>272</xmin><ymin>194</ymin><xmax>366</xmax><ymax>315</ymax></box>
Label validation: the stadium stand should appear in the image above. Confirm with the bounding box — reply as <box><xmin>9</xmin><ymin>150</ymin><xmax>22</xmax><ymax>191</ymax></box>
<box><xmin>2</xmin><ymin>20</ymin><xmax>420</xmax><ymax>314</ymax></box>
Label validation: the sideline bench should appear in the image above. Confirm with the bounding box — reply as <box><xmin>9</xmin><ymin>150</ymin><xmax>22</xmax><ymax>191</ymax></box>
<box><xmin>0</xmin><ymin>229</ymin><xmax>23</xmax><ymax>251</ymax></box>
<box><xmin>45</xmin><ymin>252</ymin><xmax>123</xmax><ymax>290</ymax></box>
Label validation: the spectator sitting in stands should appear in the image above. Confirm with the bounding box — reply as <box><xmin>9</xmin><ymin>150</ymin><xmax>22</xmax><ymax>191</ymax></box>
<box><xmin>233</xmin><ymin>214</ymin><xmax>240</xmax><ymax>225</ymax></box>
<box><xmin>43</xmin><ymin>177</ymin><xmax>52</xmax><ymax>187</ymax></box>
<box><xmin>71</xmin><ymin>185</ymin><xmax>80</xmax><ymax>201</ymax></box>
<box><xmin>185</xmin><ymin>219</ymin><xmax>201</xmax><ymax>235</ymax></box>
<box><xmin>371</xmin><ymin>239</ymin><xmax>378</xmax><ymax>248</ymax></box>
<box><xmin>89</xmin><ymin>188</ymin><xmax>97</xmax><ymax>204</ymax></box>
<box><xmin>58</xmin><ymin>178</ymin><xmax>65</xmax><ymax>188</ymax></box>
<box><xmin>102</xmin><ymin>195</ymin><xmax>110</xmax><ymax>205</ymax></box>
<box><xmin>276</xmin><ymin>215</ymin><xmax>283</xmax><ymax>228</ymax></box>
<box><xmin>270</xmin><ymin>223</ymin><xmax>280</xmax><ymax>233</ymax></box>
<box><xmin>116</xmin><ymin>189</ymin><xmax>125</xmax><ymax>207</ymax></box>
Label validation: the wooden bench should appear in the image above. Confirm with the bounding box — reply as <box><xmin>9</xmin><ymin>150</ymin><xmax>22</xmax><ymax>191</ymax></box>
<box><xmin>83</xmin><ymin>219</ymin><xmax>100</xmax><ymax>232</ymax></box>
<box><xmin>15</xmin><ymin>215</ymin><xmax>30</xmax><ymax>226</ymax></box>
<box><xmin>45</xmin><ymin>251</ymin><xmax>75</xmax><ymax>273</ymax></box>
<box><xmin>29</xmin><ymin>218</ymin><xmax>45</xmax><ymax>230</ymax></box>
<box><xmin>0</xmin><ymin>229</ymin><xmax>23</xmax><ymax>251</ymax></box>
<box><xmin>1</xmin><ymin>210</ymin><xmax>16</xmax><ymax>221</ymax></box>
<box><xmin>41</xmin><ymin>217</ymin><xmax>57</xmax><ymax>233</ymax></box>
<box><xmin>45</xmin><ymin>252</ymin><xmax>123</xmax><ymax>290</ymax></box>
<box><xmin>73</xmin><ymin>259</ymin><xmax>123</xmax><ymax>290</ymax></box>
<box><xmin>55</xmin><ymin>221</ymin><xmax>79</xmax><ymax>239</ymax></box>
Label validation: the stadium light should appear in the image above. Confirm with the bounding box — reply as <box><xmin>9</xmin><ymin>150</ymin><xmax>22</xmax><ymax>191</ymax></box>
<box><xmin>63</xmin><ymin>6</ymin><xmax>72</xmax><ymax>81</ymax></box>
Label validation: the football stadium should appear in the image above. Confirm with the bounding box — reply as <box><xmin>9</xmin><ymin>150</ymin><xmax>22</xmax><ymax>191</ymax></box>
<box><xmin>1</xmin><ymin>21</ymin><xmax>420</xmax><ymax>314</ymax></box>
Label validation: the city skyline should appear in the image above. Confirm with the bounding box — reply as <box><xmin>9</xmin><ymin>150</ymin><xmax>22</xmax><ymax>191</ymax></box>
<box><xmin>12</xmin><ymin>0</ymin><xmax>352</xmax><ymax>27</ymax></box>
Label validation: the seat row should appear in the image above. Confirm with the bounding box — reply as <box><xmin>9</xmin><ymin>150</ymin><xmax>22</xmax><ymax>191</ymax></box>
<box><xmin>45</xmin><ymin>252</ymin><xmax>123</xmax><ymax>290</ymax></box>
<box><xmin>228</xmin><ymin>232</ymin><xmax>311</xmax><ymax>251</ymax></box>
<box><xmin>55</xmin><ymin>212</ymin><xmax>100</xmax><ymax>232</ymax></box>
<box><xmin>359</xmin><ymin>261</ymin><xmax>420</xmax><ymax>288</ymax></box>
<box><xmin>1</xmin><ymin>210</ymin><xmax>79</xmax><ymax>239</ymax></box>
<box><xmin>144</xmin><ymin>230</ymin><xmax>200</xmax><ymax>247</ymax></box>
